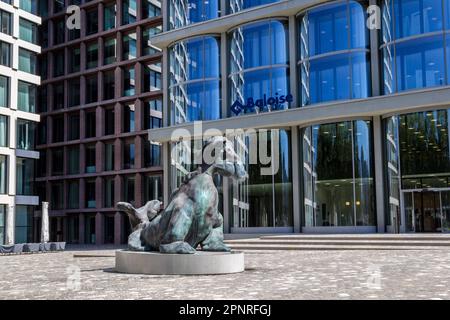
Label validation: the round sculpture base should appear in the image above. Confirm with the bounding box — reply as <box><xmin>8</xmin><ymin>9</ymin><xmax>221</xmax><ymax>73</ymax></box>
<box><xmin>115</xmin><ymin>250</ymin><xmax>245</xmax><ymax>275</ymax></box>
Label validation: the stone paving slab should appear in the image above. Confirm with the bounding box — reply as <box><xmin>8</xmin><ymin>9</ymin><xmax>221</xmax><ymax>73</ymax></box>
<box><xmin>1</xmin><ymin>248</ymin><xmax>450</xmax><ymax>300</ymax></box>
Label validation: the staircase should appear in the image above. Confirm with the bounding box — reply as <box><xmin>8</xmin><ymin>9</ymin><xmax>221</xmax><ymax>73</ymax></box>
<box><xmin>224</xmin><ymin>234</ymin><xmax>450</xmax><ymax>251</ymax></box>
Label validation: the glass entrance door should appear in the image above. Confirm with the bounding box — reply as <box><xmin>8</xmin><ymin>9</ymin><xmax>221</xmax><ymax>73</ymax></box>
<box><xmin>403</xmin><ymin>189</ymin><xmax>450</xmax><ymax>232</ymax></box>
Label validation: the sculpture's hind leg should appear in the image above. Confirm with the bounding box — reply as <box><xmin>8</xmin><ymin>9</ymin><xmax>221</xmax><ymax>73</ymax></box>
<box><xmin>159</xmin><ymin>205</ymin><xmax>196</xmax><ymax>254</ymax></box>
<box><xmin>200</xmin><ymin>213</ymin><xmax>230</xmax><ymax>252</ymax></box>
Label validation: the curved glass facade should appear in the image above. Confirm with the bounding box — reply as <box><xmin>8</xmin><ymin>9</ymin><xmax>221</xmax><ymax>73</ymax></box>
<box><xmin>169</xmin><ymin>0</ymin><xmax>219</xmax><ymax>30</ymax></box>
<box><xmin>298</xmin><ymin>0</ymin><xmax>371</xmax><ymax>106</ymax></box>
<box><xmin>169</xmin><ymin>36</ymin><xmax>221</xmax><ymax>124</ymax></box>
<box><xmin>232</xmin><ymin>129</ymin><xmax>292</xmax><ymax>228</ymax></box>
<box><xmin>229</xmin><ymin>19</ymin><xmax>290</xmax><ymax>116</ymax></box>
<box><xmin>302</xmin><ymin>120</ymin><xmax>375</xmax><ymax>227</ymax></box>
<box><xmin>230</xmin><ymin>0</ymin><xmax>280</xmax><ymax>13</ymax></box>
<box><xmin>382</xmin><ymin>0</ymin><xmax>450</xmax><ymax>93</ymax></box>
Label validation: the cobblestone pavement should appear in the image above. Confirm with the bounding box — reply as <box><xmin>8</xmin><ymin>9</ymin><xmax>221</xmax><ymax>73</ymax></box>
<box><xmin>1</xmin><ymin>248</ymin><xmax>450</xmax><ymax>300</ymax></box>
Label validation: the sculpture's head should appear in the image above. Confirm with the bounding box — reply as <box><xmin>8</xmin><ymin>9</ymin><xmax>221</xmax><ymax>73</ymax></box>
<box><xmin>204</xmin><ymin>136</ymin><xmax>248</xmax><ymax>181</ymax></box>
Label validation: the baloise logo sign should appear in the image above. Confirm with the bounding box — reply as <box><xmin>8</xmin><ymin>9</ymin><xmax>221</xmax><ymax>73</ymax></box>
<box><xmin>231</xmin><ymin>93</ymin><xmax>293</xmax><ymax>116</ymax></box>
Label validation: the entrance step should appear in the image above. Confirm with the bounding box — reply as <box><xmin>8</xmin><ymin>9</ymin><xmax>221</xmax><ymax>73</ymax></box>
<box><xmin>224</xmin><ymin>234</ymin><xmax>450</xmax><ymax>251</ymax></box>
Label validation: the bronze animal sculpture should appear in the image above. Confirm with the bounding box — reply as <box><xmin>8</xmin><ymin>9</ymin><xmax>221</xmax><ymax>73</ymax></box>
<box><xmin>117</xmin><ymin>136</ymin><xmax>248</xmax><ymax>254</ymax></box>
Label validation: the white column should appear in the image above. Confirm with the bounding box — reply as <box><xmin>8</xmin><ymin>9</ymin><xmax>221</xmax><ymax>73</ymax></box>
<box><xmin>41</xmin><ymin>202</ymin><xmax>49</xmax><ymax>243</ymax></box>
<box><xmin>373</xmin><ymin>116</ymin><xmax>386</xmax><ymax>232</ymax></box>
<box><xmin>5</xmin><ymin>204</ymin><xmax>14</xmax><ymax>245</ymax></box>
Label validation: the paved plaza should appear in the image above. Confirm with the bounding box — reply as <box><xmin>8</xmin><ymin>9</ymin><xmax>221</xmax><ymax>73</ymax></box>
<box><xmin>1</xmin><ymin>248</ymin><xmax>450</xmax><ymax>300</ymax></box>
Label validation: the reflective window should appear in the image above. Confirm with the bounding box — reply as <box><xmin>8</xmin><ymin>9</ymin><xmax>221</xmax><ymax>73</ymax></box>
<box><xmin>0</xmin><ymin>75</ymin><xmax>8</xmax><ymax>108</ymax></box>
<box><xmin>122</xmin><ymin>32</ymin><xmax>137</xmax><ymax>60</ymax></box>
<box><xmin>68</xmin><ymin>46</ymin><xmax>80</xmax><ymax>73</ymax></box>
<box><xmin>232</xmin><ymin>129</ymin><xmax>293</xmax><ymax>228</ymax></box>
<box><xmin>68</xmin><ymin>180</ymin><xmax>79</xmax><ymax>209</ymax></box>
<box><xmin>103</xmin><ymin>70</ymin><xmax>115</xmax><ymax>100</ymax></box>
<box><xmin>169</xmin><ymin>36</ymin><xmax>221</xmax><ymax>124</ymax></box>
<box><xmin>14</xmin><ymin>206</ymin><xmax>33</xmax><ymax>244</ymax></box>
<box><xmin>0</xmin><ymin>10</ymin><xmax>11</xmax><ymax>36</ymax></box>
<box><xmin>68</xmin><ymin>78</ymin><xmax>80</xmax><ymax>107</ymax></box>
<box><xmin>143</xmin><ymin>0</ymin><xmax>161</xmax><ymax>19</ymax></box>
<box><xmin>85</xmin><ymin>144</ymin><xmax>96</xmax><ymax>173</ymax></box>
<box><xmin>123</xmin><ymin>141</ymin><xmax>135</xmax><ymax>169</ymax></box>
<box><xmin>16</xmin><ymin>158</ymin><xmax>34</xmax><ymax>195</ymax></box>
<box><xmin>52</xmin><ymin>148</ymin><xmax>63</xmax><ymax>175</ymax></box>
<box><xmin>17</xmin><ymin>119</ymin><xmax>35</xmax><ymax>150</ymax></box>
<box><xmin>169</xmin><ymin>0</ymin><xmax>219</xmax><ymax>30</ymax></box>
<box><xmin>53</xmin><ymin>83</ymin><xmax>64</xmax><ymax>110</ymax></box>
<box><xmin>122</xmin><ymin>0</ymin><xmax>137</xmax><ymax>25</ymax></box>
<box><xmin>123</xmin><ymin>66</ymin><xmax>135</xmax><ymax>96</ymax></box>
<box><xmin>86</xmin><ymin>8</ymin><xmax>99</xmax><ymax>35</ymax></box>
<box><xmin>18</xmin><ymin>48</ymin><xmax>37</xmax><ymax>74</ymax></box>
<box><xmin>19</xmin><ymin>18</ymin><xmax>38</xmax><ymax>44</ymax></box>
<box><xmin>0</xmin><ymin>41</ymin><xmax>10</xmax><ymax>67</ymax></box>
<box><xmin>86</xmin><ymin>75</ymin><xmax>98</xmax><ymax>103</ymax></box>
<box><xmin>86</xmin><ymin>42</ymin><xmax>99</xmax><ymax>69</ymax></box>
<box><xmin>104</xmin><ymin>3</ymin><xmax>116</xmax><ymax>31</ymax></box>
<box><xmin>143</xmin><ymin>175</ymin><xmax>162</xmax><ymax>202</ymax></box>
<box><xmin>302</xmin><ymin>120</ymin><xmax>375</xmax><ymax>227</ymax></box>
<box><xmin>382</xmin><ymin>0</ymin><xmax>450</xmax><ymax>93</ymax></box>
<box><xmin>53</xmin><ymin>50</ymin><xmax>65</xmax><ymax>77</ymax></box>
<box><xmin>52</xmin><ymin>115</ymin><xmax>64</xmax><ymax>142</ymax></box>
<box><xmin>67</xmin><ymin>146</ymin><xmax>80</xmax><ymax>174</ymax></box>
<box><xmin>144</xmin><ymin>141</ymin><xmax>161</xmax><ymax>166</ymax></box>
<box><xmin>299</xmin><ymin>1</ymin><xmax>370</xmax><ymax>106</ymax></box>
<box><xmin>54</xmin><ymin>0</ymin><xmax>65</xmax><ymax>13</ymax></box>
<box><xmin>85</xmin><ymin>111</ymin><xmax>96</xmax><ymax>138</ymax></box>
<box><xmin>68</xmin><ymin>113</ymin><xmax>80</xmax><ymax>140</ymax></box>
<box><xmin>0</xmin><ymin>115</ymin><xmax>7</xmax><ymax>147</ymax></box>
<box><xmin>229</xmin><ymin>19</ymin><xmax>290</xmax><ymax>115</ymax></box>
<box><xmin>18</xmin><ymin>81</ymin><xmax>36</xmax><ymax>113</ymax></box>
<box><xmin>0</xmin><ymin>155</ymin><xmax>6</xmax><ymax>194</ymax></box>
<box><xmin>144</xmin><ymin>62</ymin><xmax>161</xmax><ymax>92</ymax></box>
<box><xmin>54</xmin><ymin>18</ymin><xmax>65</xmax><ymax>45</ymax></box>
<box><xmin>230</xmin><ymin>0</ymin><xmax>279</xmax><ymax>13</ymax></box>
<box><xmin>123</xmin><ymin>104</ymin><xmax>135</xmax><ymax>132</ymax></box>
<box><xmin>142</xmin><ymin>26</ymin><xmax>162</xmax><ymax>56</ymax></box>
<box><xmin>20</xmin><ymin>0</ymin><xmax>37</xmax><ymax>15</ymax></box>
<box><xmin>104</xmin><ymin>37</ymin><xmax>116</xmax><ymax>65</ymax></box>
<box><xmin>104</xmin><ymin>177</ymin><xmax>115</xmax><ymax>207</ymax></box>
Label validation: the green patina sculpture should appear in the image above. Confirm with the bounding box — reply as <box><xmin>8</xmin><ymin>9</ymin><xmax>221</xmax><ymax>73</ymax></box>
<box><xmin>117</xmin><ymin>136</ymin><xmax>248</xmax><ymax>254</ymax></box>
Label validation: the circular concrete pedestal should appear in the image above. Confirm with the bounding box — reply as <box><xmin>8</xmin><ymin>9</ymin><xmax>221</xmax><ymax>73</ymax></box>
<box><xmin>115</xmin><ymin>250</ymin><xmax>245</xmax><ymax>275</ymax></box>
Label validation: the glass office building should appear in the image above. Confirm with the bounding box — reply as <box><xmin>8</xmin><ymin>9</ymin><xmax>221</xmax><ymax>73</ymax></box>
<box><xmin>150</xmin><ymin>0</ymin><xmax>450</xmax><ymax>234</ymax></box>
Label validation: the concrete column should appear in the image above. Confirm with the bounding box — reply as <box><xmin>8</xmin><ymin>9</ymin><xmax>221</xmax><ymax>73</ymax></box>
<box><xmin>161</xmin><ymin>46</ymin><xmax>171</xmax><ymax>205</ymax></box>
<box><xmin>369</xmin><ymin>0</ymin><xmax>380</xmax><ymax>97</ymax></box>
<box><xmin>162</xmin><ymin>142</ymin><xmax>170</xmax><ymax>206</ymax></box>
<box><xmin>162</xmin><ymin>0</ymin><xmax>169</xmax><ymax>31</ymax></box>
<box><xmin>373</xmin><ymin>116</ymin><xmax>386</xmax><ymax>233</ymax></box>
<box><xmin>95</xmin><ymin>212</ymin><xmax>104</xmax><ymax>245</ymax></box>
<box><xmin>291</xmin><ymin>126</ymin><xmax>301</xmax><ymax>233</ymax></box>
<box><xmin>220</xmin><ymin>32</ymin><xmax>228</xmax><ymax>119</ymax></box>
<box><xmin>114</xmin><ymin>212</ymin><xmax>123</xmax><ymax>245</ymax></box>
<box><xmin>220</xmin><ymin>0</ymin><xmax>227</xmax><ymax>16</ymax></box>
<box><xmin>41</xmin><ymin>202</ymin><xmax>49</xmax><ymax>242</ymax></box>
<box><xmin>288</xmin><ymin>15</ymin><xmax>299</xmax><ymax>106</ymax></box>
<box><xmin>5</xmin><ymin>205</ymin><xmax>15</xmax><ymax>245</ymax></box>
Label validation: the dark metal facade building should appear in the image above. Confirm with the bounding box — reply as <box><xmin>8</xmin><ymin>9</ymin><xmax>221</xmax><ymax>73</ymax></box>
<box><xmin>35</xmin><ymin>0</ymin><xmax>163</xmax><ymax>244</ymax></box>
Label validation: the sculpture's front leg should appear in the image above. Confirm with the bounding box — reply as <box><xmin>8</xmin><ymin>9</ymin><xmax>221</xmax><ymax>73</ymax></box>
<box><xmin>200</xmin><ymin>213</ymin><xmax>230</xmax><ymax>252</ymax></box>
<box><xmin>159</xmin><ymin>204</ymin><xmax>196</xmax><ymax>254</ymax></box>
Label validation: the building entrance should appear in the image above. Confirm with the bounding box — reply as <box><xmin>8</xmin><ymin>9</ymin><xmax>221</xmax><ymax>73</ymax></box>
<box><xmin>402</xmin><ymin>189</ymin><xmax>450</xmax><ymax>232</ymax></box>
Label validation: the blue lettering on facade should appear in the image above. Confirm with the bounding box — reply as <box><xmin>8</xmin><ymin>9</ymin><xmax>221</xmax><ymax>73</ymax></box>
<box><xmin>231</xmin><ymin>93</ymin><xmax>294</xmax><ymax>115</ymax></box>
